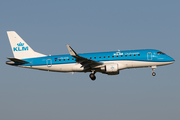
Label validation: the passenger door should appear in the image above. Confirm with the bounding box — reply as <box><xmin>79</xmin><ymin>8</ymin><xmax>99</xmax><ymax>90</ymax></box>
<box><xmin>147</xmin><ymin>52</ymin><xmax>152</xmax><ymax>60</ymax></box>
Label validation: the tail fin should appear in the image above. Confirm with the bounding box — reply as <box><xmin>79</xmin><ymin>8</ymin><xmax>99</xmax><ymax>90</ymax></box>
<box><xmin>7</xmin><ymin>31</ymin><xmax>46</xmax><ymax>59</ymax></box>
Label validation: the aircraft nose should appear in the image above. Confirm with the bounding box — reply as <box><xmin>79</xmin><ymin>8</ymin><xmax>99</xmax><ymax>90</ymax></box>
<box><xmin>169</xmin><ymin>57</ymin><xmax>175</xmax><ymax>63</ymax></box>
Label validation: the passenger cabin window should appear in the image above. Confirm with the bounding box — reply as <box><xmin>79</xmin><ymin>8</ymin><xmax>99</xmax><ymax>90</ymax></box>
<box><xmin>129</xmin><ymin>55</ymin><xmax>131</xmax><ymax>56</ymax></box>
<box><xmin>104</xmin><ymin>56</ymin><xmax>105</xmax><ymax>58</ymax></box>
<box><xmin>55</xmin><ymin>58</ymin><xmax>57</xmax><ymax>61</ymax></box>
<box><xmin>125</xmin><ymin>55</ymin><xmax>127</xmax><ymax>57</ymax></box>
<box><xmin>138</xmin><ymin>54</ymin><xmax>140</xmax><ymax>56</ymax></box>
<box><xmin>99</xmin><ymin>57</ymin><xmax>101</xmax><ymax>59</ymax></box>
<box><xmin>94</xmin><ymin>57</ymin><xmax>96</xmax><ymax>59</ymax></box>
<box><xmin>90</xmin><ymin>57</ymin><xmax>92</xmax><ymax>59</ymax></box>
<box><xmin>108</xmin><ymin>56</ymin><xmax>110</xmax><ymax>58</ymax></box>
<box><xmin>134</xmin><ymin>54</ymin><xmax>136</xmax><ymax>56</ymax></box>
<box><xmin>121</xmin><ymin>55</ymin><xmax>123</xmax><ymax>57</ymax></box>
<box><xmin>112</xmin><ymin>56</ymin><xmax>114</xmax><ymax>58</ymax></box>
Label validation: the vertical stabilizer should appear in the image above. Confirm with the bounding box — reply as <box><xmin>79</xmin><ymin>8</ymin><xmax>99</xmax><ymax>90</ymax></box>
<box><xmin>7</xmin><ymin>31</ymin><xmax>46</xmax><ymax>59</ymax></box>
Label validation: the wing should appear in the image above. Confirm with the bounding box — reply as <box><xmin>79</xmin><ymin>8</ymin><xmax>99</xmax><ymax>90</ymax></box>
<box><xmin>66</xmin><ymin>45</ymin><xmax>103</xmax><ymax>70</ymax></box>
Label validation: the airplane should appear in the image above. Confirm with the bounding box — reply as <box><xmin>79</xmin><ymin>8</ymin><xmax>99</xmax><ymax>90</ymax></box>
<box><xmin>6</xmin><ymin>31</ymin><xmax>175</xmax><ymax>81</ymax></box>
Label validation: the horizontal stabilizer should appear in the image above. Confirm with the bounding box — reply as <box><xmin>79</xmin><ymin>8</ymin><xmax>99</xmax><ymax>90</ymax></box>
<box><xmin>7</xmin><ymin>57</ymin><xmax>29</xmax><ymax>63</ymax></box>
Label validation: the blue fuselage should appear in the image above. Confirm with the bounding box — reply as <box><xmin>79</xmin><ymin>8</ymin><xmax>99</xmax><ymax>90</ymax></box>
<box><xmin>20</xmin><ymin>49</ymin><xmax>174</xmax><ymax>66</ymax></box>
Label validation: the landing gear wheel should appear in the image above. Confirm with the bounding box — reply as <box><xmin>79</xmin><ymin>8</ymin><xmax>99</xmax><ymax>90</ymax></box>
<box><xmin>152</xmin><ymin>72</ymin><xmax>156</xmax><ymax>76</ymax></box>
<box><xmin>89</xmin><ymin>73</ymin><xmax>96</xmax><ymax>81</ymax></box>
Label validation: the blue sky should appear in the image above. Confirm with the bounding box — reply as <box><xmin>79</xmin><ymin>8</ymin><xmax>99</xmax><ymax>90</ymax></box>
<box><xmin>0</xmin><ymin>0</ymin><xmax>179</xmax><ymax>120</ymax></box>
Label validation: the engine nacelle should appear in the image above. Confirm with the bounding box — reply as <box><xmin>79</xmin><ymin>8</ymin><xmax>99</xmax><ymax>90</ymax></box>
<box><xmin>106</xmin><ymin>64</ymin><xmax>118</xmax><ymax>72</ymax></box>
<box><xmin>101</xmin><ymin>64</ymin><xmax>119</xmax><ymax>75</ymax></box>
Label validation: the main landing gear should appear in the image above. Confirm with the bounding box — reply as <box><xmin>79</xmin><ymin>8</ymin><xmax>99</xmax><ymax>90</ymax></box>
<box><xmin>151</xmin><ymin>66</ymin><xmax>157</xmax><ymax>76</ymax></box>
<box><xmin>89</xmin><ymin>70</ymin><xmax>96</xmax><ymax>81</ymax></box>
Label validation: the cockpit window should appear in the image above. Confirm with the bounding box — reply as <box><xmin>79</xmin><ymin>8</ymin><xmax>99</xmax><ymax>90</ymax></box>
<box><xmin>157</xmin><ymin>52</ymin><xmax>166</xmax><ymax>55</ymax></box>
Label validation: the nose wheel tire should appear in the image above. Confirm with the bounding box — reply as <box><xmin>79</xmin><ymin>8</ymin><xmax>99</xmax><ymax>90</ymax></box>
<box><xmin>151</xmin><ymin>66</ymin><xmax>156</xmax><ymax>76</ymax></box>
<box><xmin>152</xmin><ymin>72</ymin><xmax>156</xmax><ymax>76</ymax></box>
<box><xmin>89</xmin><ymin>73</ymin><xmax>96</xmax><ymax>81</ymax></box>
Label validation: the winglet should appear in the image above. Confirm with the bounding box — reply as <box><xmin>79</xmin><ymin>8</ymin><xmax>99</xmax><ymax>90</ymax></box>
<box><xmin>66</xmin><ymin>45</ymin><xmax>78</xmax><ymax>57</ymax></box>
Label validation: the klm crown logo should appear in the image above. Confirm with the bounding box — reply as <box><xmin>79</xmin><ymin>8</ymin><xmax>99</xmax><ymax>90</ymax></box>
<box><xmin>17</xmin><ymin>42</ymin><xmax>24</xmax><ymax>46</ymax></box>
<box><xmin>114</xmin><ymin>51</ymin><xmax>123</xmax><ymax>56</ymax></box>
<box><xmin>111</xmin><ymin>66</ymin><xmax>115</xmax><ymax>69</ymax></box>
<box><xmin>13</xmin><ymin>42</ymin><xmax>29</xmax><ymax>51</ymax></box>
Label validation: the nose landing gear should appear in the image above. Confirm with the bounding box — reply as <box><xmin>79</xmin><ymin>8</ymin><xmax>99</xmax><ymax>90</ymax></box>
<box><xmin>151</xmin><ymin>66</ymin><xmax>157</xmax><ymax>76</ymax></box>
<box><xmin>152</xmin><ymin>72</ymin><xmax>156</xmax><ymax>76</ymax></box>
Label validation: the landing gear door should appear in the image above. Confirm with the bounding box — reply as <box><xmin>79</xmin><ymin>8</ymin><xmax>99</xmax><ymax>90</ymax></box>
<box><xmin>147</xmin><ymin>52</ymin><xmax>152</xmax><ymax>60</ymax></box>
<box><xmin>46</xmin><ymin>59</ymin><xmax>52</xmax><ymax>67</ymax></box>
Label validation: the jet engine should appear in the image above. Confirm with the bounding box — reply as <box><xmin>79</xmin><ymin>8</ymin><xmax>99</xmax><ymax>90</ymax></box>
<box><xmin>100</xmin><ymin>64</ymin><xmax>119</xmax><ymax>75</ymax></box>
